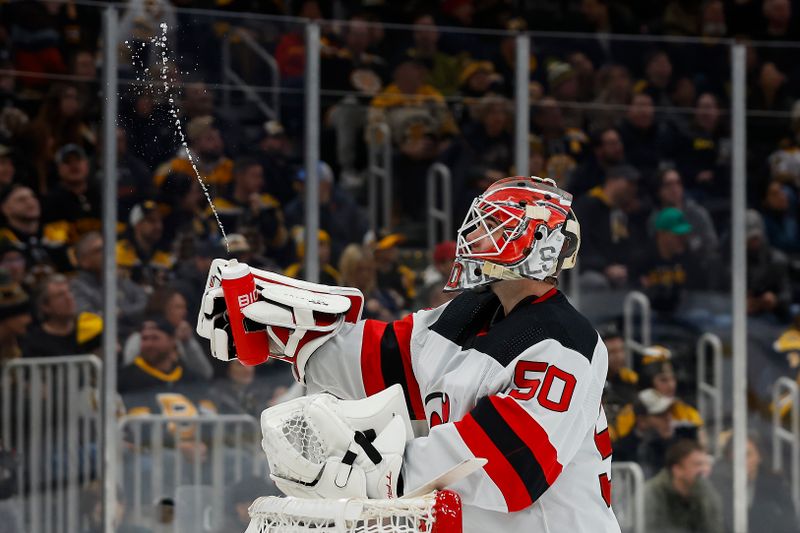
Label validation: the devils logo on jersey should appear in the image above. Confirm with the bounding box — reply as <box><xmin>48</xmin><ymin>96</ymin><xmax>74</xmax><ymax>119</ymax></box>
<box><xmin>425</xmin><ymin>391</ymin><xmax>450</xmax><ymax>427</ymax></box>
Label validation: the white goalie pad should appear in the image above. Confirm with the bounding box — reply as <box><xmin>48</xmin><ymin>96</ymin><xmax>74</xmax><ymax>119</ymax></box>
<box><xmin>260</xmin><ymin>384</ymin><xmax>413</xmax><ymax>500</ymax></box>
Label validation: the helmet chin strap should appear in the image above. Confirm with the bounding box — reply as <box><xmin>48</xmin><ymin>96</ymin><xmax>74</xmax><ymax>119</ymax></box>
<box><xmin>481</xmin><ymin>261</ymin><xmax>525</xmax><ymax>281</ymax></box>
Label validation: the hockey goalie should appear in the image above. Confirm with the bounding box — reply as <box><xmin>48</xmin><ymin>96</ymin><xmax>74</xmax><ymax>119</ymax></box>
<box><xmin>196</xmin><ymin>176</ymin><xmax>621</xmax><ymax>532</ymax></box>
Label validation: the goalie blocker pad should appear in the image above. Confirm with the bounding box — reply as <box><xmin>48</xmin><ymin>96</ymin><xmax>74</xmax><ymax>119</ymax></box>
<box><xmin>197</xmin><ymin>258</ymin><xmax>365</xmax><ymax>381</ymax></box>
<box><xmin>260</xmin><ymin>384</ymin><xmax>414</xmax><ymax>500</ymax></box>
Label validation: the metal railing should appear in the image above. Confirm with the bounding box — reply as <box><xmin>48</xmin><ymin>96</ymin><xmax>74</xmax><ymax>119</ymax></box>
<box><xmin>611</xmin><ymin>461</ymin><xmax>645</xmax><ymax>533</ymax></box>
<box><xmin>696</xmin><ymin>333</ymin><xmax>724</xmax><ymax>457</ymax></box>
<box><xmin>367</xmin><ymin>121</ymin><xmax>393</xmax><ymax>234</ymax></box>
<box><xmin>0</xmin><ymin>355</ymin><xmax>103</xmax><ymax>533</ymax></box>
<box><xmin>221</xmin><ymin>27</ymin><xmax>280</xmax><ymax>121</ymax></box>
<box><xmin>118</xmin><ymin>413</ymin><xmax>265</xmax><ymax>530</ymax></box>
<box><xmin>623</xmin><ymin>291</ymin><xmax>652</xmax><ymax>369</ymax></box>
<box><xmin>772</xmin><ymin>376</ymin><xmax>800</xmax><ymax>518</ymax></box>
<box><xmin>426</xmin><ymin>163</ymin><xmax>452</xmax><ymax>255</ymax></box>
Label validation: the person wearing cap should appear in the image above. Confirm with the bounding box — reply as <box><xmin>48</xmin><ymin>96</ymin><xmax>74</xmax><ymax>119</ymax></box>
<box><xmin>284</xmin><ymin>229</ymin><xmax>340</xmax><ymax>286</ymax></box>
<box><xmin>283</xmin><ymin>161</ymin><xmax>368</xmax><ymax>263</ymax></box>
<box><xmin>744</xmin><ymin>208</ymin><xmax>792</xmax><ymax>320</ymax></box>
<box><xmin>70</xmin><ymin>231</ymin><xmax>147</xmax><ymax>341</ymax></box>
<box><xmin>530</xmin><ymin>96</ymin><xmax>588</xmax><ymax>164</ymax></box>
<box><xmin>256</xmin><ymin>120</ymin><xmax>296</xmax><ymax>206</ymax></box>
<box><xmin>153</xmin><ymin>115</ymin><xmax>233</xmax><ymax>197</ymax></box>
<box><xmin>0</xmin><ymin>270</ymin><xmax>31</xmax><ymax>363</ymax></box>
<box><xmin>613</xmin><ymin>388</ymin><xmax>680</xmax><ymax>478</ymax></box>
<box><xmin>210</xmin><ymin>157</ymin><xmax>294</xmax><ymax>267</ymax></box>
<box><xmin>0</xmin><ymin>184</ymin><xmax>71</xmax><ymax>272</ymax></box>
<box><xmin>644</xmin><ymin>439</ymin><xmax>722</xmax><ymax>533</ymax></box>
<box><xmin>614</xmin><ymin>345</ymin><xmax>704</xmax><ymax>445</ymax></box>
<box><xmin>573</xmin><ymin>163</ymin><xmax>644</xmax><ymax>289</ymax></box>
<box><xmin>648</xmin><ymin>168</ymin><xmax>719</xmax><ymax>261</ymax></box>
<box><xmin>41</xmin><ymin>143</ymin><xmax>101</xmax><ymax>246</ymax></box>
<box><xmin>371</xmin><ymin>231</ymin><xmax>417</xmax><ymax>309</ymax></box>
<box><xmin>116</xmin><ymin>200</ymin><xmax>175</xmax><ymax>289</ymax></box>
<box><xmin>223</xmin><ymin>233</ymin><xmax>278</xmax><ymax>272</ymax></box>
<box><xmin>170</xmin><ymin>239</ymin><xmax>226</xmax><ymax>321</ymax></box>
<box><xmin>548</xmin><ymin>60</ymin><xmax>584</xmax><ymax>130</ymax></box>
<box><xmin>21</xmin><ymin>273</ymin><xmax>102</xmax><ymax>358</ymax></box>
<box><xmin>632</xmin><ymin>207</ymin><xmax>709</xmax><ymax>312</ymax></box>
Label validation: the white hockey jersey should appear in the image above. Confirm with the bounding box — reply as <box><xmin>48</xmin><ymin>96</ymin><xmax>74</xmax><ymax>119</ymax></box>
<box><xmin>305</xmin><ymin>287</ymin><xmax>621</xmax><ymax>533</ymax></box>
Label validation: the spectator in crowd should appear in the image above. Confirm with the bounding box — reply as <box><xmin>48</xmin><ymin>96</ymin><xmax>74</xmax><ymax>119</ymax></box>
<box><xmin>210</xmin><ymin>359</ymin><xmax>292</xmax><ymax>418</ymax></box>
<box><xmin>749</xmin><ymin>62</ymin><xmax>794</xmax><ymax>167</ymax></box>
<box><xmin>633</xmin><ymin>207</ymin><xmax>710</xmax><ymax>313</ymax></box>
<box><xmin>567</xmin><ymin>127</ymin><xmax>626</xmax><ymax>197</ymax></box>
<box><xmin>711</xmin><ymin>433</ymin><xmax>798</xmax><ymax>533</ymax></box>
<box><xmin>115</xmin><ymin>126</ymin><xmax>153</xmax><ymax>220</ymax></box>
<box><xmin>614</xmin><ymin>389</ymin><xmax>679</xmax><ymax>478</ymax></box>
<box><xmin>644</xmin><ymin>439</ymin><xmax>722</xmax><ymax>533</ymax></box>
<box><xmin>153</xmin><ymin>115</ymin><xmax>232</xmax><ymax>197</ymax></box>
<box><xmin>71</xmin><ymin>232</ymin><xmax>147</xmax><ymax>341</ymax></box>
<box><xmin>573</xmin><ymin>164</ymin><xmax>642</xmax><ymax>289</ymax></box>
<box><xmin>0</xmin><ymin>183</ymin><xmax>70</xmax><ymax>272</ymax></box>
<box><xmin>745</xmin><ymin>209</ymin><xmax>792</xmax><ymax>321</ymax></box>
<box><xmin>274</xmin><ymin>0</ymin><xmax>324</xmax><ymax>80</ymax></box>
<box><xmin>547</xmin><ymin>61</ymin><xmax>584</xmax><ymax>130</ymax></box>
<box><xmin>529</xmin><ymin>96</ymin><xmax>588</xmax><ymax>169</ymax></box>
<box><xmin>339</xmin><ymin>243</ymin><xmax>401</xmax><ymax>321</ymax></box>
<box><xmin>0</xmin><ymin>270</ymin><xmax>31</xmax><ymax>363</ymax></box>
<box><xmin>677</xmin><ymin>92</ymin><xmax>729</xmax><ymax>201</ymax></box>
<box><xmin>599</xmin><ymin>324</ymin><xmax>638</xmax><ymax>438</ymax></box>
<box><xmin>283</xmin><ymin>161</ymin><xmax>368</xmax><ymax>263</ymax></box>
<box><xmin>116</xmin><ymin>200</ymin><xmax>175</xmax><ymax>290</ymax></box>
<box><xmin>407</xmin><ymin>13</ymin><xmax>465</xmax><ymax>97</ymax></box>
<box><xmin>322</xmin><ymin>14</ymin><xmax>387</xmax><ymax>188</ymax></box>
<box><xmin>0</xmin><ymin>242</ymin><xmax>28</xmax><ymax>291</ymax></box>
<box><xmin>617</xmin><ymin>92</ymin><xmax>674</xmax><ymax>180</ymax></box>
<box><xmin>372</xmin><ymin>233</ymin><xmax>416</xmax><ymax>310</ymax></box>
<box><xmin>159</xmin><ymin>170</ymin><xmax>216</xmax><ymax>255</ymax></box>
<box><xmin>636</xmin><ymin>49</ymin><xmax>675</xmax><ymax>110</ymax></box>
<box><xmin>454</xmin><ymin>60</ymin><xmax>501</xmax><ymax>125</ymax></box>
<box><xmin>29</xmin><ymin>83</ymin><xmax>95</xmax><ymax>158</ymax></box>
<box><xmin>760</xmin><ymin>179</ymin><xmax>800</xmax><ymax>255</ymax></box>
<box><xmin>78</xmin><ymin>480</ymin><xmax>149</xmax><ymax>533</ymax></box>
<box><xmin>120</xmin><ymin>91</ymin><xmax>174</xmax><ymax>169</ymax></box>
<box><xmin>170</xmin><ymin>239</ymin><xmax>225</xmax><ymax>321</ymax></box>
<box><xmin>441</xmin><ymin>95</ymin><xmax>514</xmax><ymax>220</ymax></box>
<box><xmin>284</xmin><ymin>229</ymin><xmax>341</xmax><ymax>286</ymax></box>
<box><xmin>42</xmin><ymin>144</ymin><xmax>101</xmax><ymax>247</ymax></box>
<box><xmin>368</xmin><ymin>53</ymin><xmax>459</xmax><ymax>218</ymax></box>
<box><xmin>577</xmin><ymin>0</ymin><xmax>637</xmax><ymax>64</ymax></box>
<box><xmin>648</xmin><ymin>168</ymin><xmax>720</xmax><ymax>262</ymax></box>
<box><xmin>22</xmin><ymin>274</ymin><xmax>102</xmax><ymax>358</ymax></box>
<box><xmin>418</xmin><ymin>240</ymin><xmax>456</xmax><ymax>302</ymax></box>
<box><xmin>589</xmin><ymin>64</ymin><xmax>633</xmax><ymax>131</ymax></box>
<box><xmin>118</xmin><ymin>318</ymin><xmax>204</xmax><ymax>394</ymax></box>
<box><xmin>122</xmin><ymin>288</ymin><xmax>212</xmax><ymax>381</ymax></box>
<box><xmin>255</xmin><ymin>120</ymin><xmax>296</xmax><ymax>206</ymax></box>
<box><xmin>225</xmin><ymin>233</ymin><xmax>278</xmax><ymax>273</ymax></box>
<box><xmin>213</xmin><ymin>157</ymin><xmax>294</xmax><ymax>267</ymax></box>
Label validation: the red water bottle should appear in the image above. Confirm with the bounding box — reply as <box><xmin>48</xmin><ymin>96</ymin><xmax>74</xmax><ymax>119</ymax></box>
<box><xmin>220</xmin><ymin>260</ymin><xmax>269</xmax><ymax>365</ymax></box>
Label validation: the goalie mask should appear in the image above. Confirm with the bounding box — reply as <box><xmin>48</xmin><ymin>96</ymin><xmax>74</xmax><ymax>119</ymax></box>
<box><xmin>445</xmin><ymin>176</ymin><xmax>580</xmax><ymax>291</ymax></box>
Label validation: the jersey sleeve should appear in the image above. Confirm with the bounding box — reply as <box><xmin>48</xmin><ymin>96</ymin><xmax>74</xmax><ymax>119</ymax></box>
<box><xmin>401</xmin><ymin>337</ymin><xmax>606</xmax><ymax>513</ymax></box>
<box><xmin>305</xmin><ymin>305</ymin><xmax>448</xmax><ymax>421</ymax></box>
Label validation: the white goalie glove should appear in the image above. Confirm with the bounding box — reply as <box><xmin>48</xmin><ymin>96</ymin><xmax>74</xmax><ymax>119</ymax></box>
<box><xmin>260</xmin><ymin>384</ymin><xmax>413</xmax><ymax>500</ymax></box>
<box><xmin>196</xmin><ymin>258</ymin><xmax>364</xmax><ymax>381</ymax></box>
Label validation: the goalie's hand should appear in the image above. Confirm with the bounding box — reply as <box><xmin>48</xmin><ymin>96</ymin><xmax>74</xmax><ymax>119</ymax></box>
<box><xmin>196</xmin><ymin>261</ymin><xmax>354</xmax><ymax>381</ymax></box>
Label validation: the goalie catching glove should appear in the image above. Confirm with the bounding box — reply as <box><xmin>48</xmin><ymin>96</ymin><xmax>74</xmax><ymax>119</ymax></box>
<box><xmin>196</xmin><ymin>258</ymin><xmax>364</xmax><ymax>381</ymax></box>
<box><xmin>260</xmin><ymin>384</ymin><xmax>413</xmax><ymax>500</ymax></box>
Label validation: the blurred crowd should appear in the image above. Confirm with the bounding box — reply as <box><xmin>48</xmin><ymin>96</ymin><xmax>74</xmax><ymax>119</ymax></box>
<box><xmin>1</xmin><ymin>0</ymin><xmax>800</xmax><ymax>531</ymax></box>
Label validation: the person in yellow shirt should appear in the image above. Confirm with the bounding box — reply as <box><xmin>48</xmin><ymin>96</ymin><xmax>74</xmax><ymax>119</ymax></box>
<box><xmin>284</xmin><ymin>228</ymin><xmax>340</xmax><ymax>286</ymax></box>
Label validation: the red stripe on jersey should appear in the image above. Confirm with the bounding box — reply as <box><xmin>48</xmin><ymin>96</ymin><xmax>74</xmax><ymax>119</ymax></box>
<box><xmin>594</xmin><ymin>428</ymin><xmax>612</xmax><ymax>460</ymax></box>
<box><xmin>599</xmin><ymin>473</ymin><xmax>612</xmax><ymax>507</ymax></box>
<box><xmin>490</xmin><ymin>396</ymin><xmax>563</xmax><ymax>486</ymax></box>
<box><xmin>393</xmin><ymin>314</ymin><xmax>426</xmax><ymax>420</ymax></box>
<box><xmin>455</xmin><ymin>413</ymin><xmax>533</xmax><ymax>512</ymax></box>
<box><xmin>360</xmin><ymin>320</ymin><xmax>388</xmax><ymax>395</ymax></box>
<box><xmin>532</xmin><ymin>288</ymin><xmax>558</xmax><ymax>304</ymax></box>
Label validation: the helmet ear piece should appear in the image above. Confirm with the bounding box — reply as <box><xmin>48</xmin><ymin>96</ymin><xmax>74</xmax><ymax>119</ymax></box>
<box><xmin>557</xmin><ymin>211</ymin><xmax>581</xmax><ymax>273</ymax></box>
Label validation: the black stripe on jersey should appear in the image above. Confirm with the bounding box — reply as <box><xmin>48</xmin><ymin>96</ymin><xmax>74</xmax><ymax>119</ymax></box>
<box><xmin>470</xmin><ymin>396</ymin><xmax>549</xmax><ymax>503</ymax></box>
<box><xmin>379</xmin><ymin>323</ymin><xmax>415</xmax><ymax>417</ymax></box>
<box><xmin>432</xmin><ymin>290</ymin><xmax>597</xmax><ymax>367</ymax></box>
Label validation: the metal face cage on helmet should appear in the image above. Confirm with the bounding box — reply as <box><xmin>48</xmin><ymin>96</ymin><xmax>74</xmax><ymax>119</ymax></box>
<box><xmin>444</xmin><ymin>176</ymin><xmax>581</xmax><ymax>291</ymax></box>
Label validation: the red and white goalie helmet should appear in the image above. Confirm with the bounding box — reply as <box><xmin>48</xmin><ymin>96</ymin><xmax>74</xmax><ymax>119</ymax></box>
<box><xmin>444</xmin><ymin>176</ymin><xmax>581</xmax><ymax>291</ymax></box>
